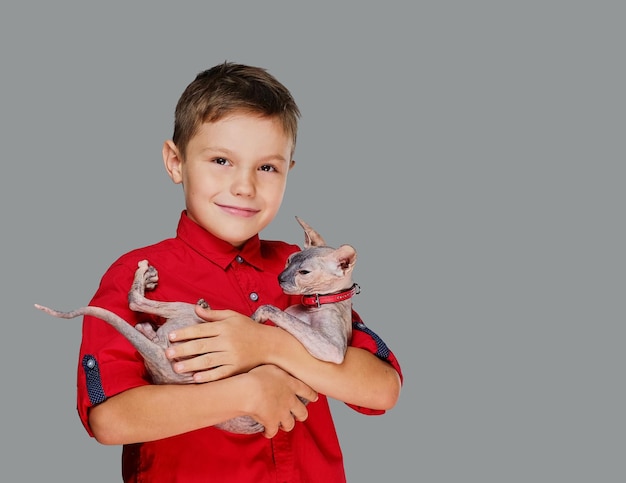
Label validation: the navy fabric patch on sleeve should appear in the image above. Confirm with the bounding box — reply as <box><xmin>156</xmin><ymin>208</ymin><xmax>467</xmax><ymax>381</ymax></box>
<box><xmin>354</xmin><ymin>322</ymin><xmax>391</xmax><ymax>360</ymax></box>
<box><xmin>82</xmin><ymin>354</ymin><xmax>107</xmax><ymax>405</ymax></box>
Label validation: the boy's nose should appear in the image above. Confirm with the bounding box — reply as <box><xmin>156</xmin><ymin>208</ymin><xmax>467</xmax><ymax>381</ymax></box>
<box><xmin>231</xmin><ymin>170</ymin><xmax>256</xmax><ymax>197</ymax></box>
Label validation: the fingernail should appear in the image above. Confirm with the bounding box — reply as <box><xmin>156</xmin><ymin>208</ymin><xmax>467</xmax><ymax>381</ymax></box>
<box><xmin>169</xmin><ymin>332</ymin><xmax>177</xmax><ymax>340</ymax></box>
<box><xmin>174</xmin><ymin>362</ymin><xmax>184</xmax><ymax>372</ymax></box>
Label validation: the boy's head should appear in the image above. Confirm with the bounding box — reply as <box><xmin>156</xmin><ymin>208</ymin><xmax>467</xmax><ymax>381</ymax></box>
<box><xmin>173</xmin><ymin>62</ymin><xmax>300</xmax><ymax>160</ymax></box>
<box><xmin>163</xmin><ymin>62</ymin><xmax>300</xmax><ymax>248</ymax></box>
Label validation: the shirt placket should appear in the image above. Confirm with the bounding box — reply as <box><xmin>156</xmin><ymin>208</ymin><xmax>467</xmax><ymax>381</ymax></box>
<box><xmin>230</xmin><ymin>254</ymin><xmax>264</xmax><ymax>314</ymax></box>
<box><xmin>230</xmin><ymin>255</ymin><xmax>298</xmax><ymax>481</ymax></box>
<box><xmin>272</xmin><ymin>431</ymin><xmax>296</xmax><ymax>483</ymax></box>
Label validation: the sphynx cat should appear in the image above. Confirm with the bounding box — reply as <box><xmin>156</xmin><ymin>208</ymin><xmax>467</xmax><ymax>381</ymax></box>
<box><xmin>35</xmin><ymin>217</ymin><xmax>359</xmax><ymax>434</ymax></box>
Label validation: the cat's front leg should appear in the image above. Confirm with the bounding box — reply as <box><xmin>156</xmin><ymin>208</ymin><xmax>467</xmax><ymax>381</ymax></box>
<box><xmin>251</xmin><ymin>305</ymin><xmax>344</xmax><ymax>364</ymax></box>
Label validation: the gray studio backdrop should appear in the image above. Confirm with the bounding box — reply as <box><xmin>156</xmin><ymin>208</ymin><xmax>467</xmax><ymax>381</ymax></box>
<box><xmin>1</xmin><ymin>2</ymin><xmax>624</xmax><ymax>482</ymax></box>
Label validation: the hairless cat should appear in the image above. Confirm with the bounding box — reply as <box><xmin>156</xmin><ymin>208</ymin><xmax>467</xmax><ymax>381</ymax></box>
<box><xmin>35</xmin><ymin>217</ymin><xmax>359</xmax><ymax>434</ymax></box>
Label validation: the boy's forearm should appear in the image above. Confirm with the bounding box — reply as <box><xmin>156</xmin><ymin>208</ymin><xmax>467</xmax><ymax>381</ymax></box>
<box><xmin>89</xmin><ymin>376</ymin><xmax>250</xmax><ymax>445</ymax></box>
<box><xmin>267</xmin><ymin>329</ymin><xmax>401</xmax><ymax>410</ymax></box>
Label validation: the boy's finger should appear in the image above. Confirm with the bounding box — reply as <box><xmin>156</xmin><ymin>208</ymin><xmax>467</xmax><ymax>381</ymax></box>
<box><xmin>263</xmin><ymin>423</ymin><xmax>280</xmax><ymax>439</ymax></box>
<box><xmin>299</xmin><ymin>387</ymin><xmax>318</xmax><ymax>404</ymax></box>
<box><xmin>166</xmin><ymin>337</ymin><xmax>217</xmax><ymax>364</ymax></box>
<box><xmin>194</xmin><ymin>306</ymin><xmax>235</xmax><ymax>322</ymax></box>
<box><xmin>168</xmin><ymin>321</ymin><xmax>220</xmax><ymax>342</ymax></box>
<box><xmin>171</xmin><ymin>351</ymin><xmax>229</xmax><ymax>375</ymax></box>
<box><xmin>279</xmin><ymin>416</ymin><xmax>296</xmax><ymax>432</ymax></box>
<box><xmin>290</xmin><ymin>403</ymin><xmax>309</xmax><ymax>423</ymax></box>
<box><xmin>193</xmin><ymin>306</ymin><xmax>220</xmax><ymax>321</ymax></box>
<box><xmin>191</xmin><ymin>365</ymin><xmax>236</xmax><ymax>383</ymax></box>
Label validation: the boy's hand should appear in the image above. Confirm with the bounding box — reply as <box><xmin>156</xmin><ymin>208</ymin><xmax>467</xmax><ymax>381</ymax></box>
<box><xmin>244</xmin><ymin>364</ymin><xmax>318</xmax><ymax>438</ymax></box>
<box><xmin>165</xmin><ymin>306</ymin><xmax>274</xmax><ymax>382</ymax></box>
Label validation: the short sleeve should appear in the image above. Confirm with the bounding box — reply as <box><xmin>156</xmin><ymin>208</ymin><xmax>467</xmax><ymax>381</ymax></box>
<box><xmin>346</xmin><ymin>310</ymin><xmax>403</xmax><ymax>415</ymax></box>
<box><xmin>76</xmin><ymin>261</ymin><xmax>152</xmax><ymax>436</ymax></box>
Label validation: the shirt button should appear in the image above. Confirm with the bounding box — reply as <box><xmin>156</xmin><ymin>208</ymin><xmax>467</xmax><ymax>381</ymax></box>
<box><xmin>236</xmin><ymin>256</ymin><xmax>244</xmax><ymax>263</ymax></box>
<box><xmin>249</xmin><ymin>292</ymin><xmax>259</xmax><ymax>302</ymax></box>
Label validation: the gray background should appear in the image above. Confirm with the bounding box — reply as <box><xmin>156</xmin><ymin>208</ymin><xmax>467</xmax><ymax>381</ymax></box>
<box><xmin>1</xmin><ymin>2</ymin><xmax>624</xmax><ymax>482</ymax></box>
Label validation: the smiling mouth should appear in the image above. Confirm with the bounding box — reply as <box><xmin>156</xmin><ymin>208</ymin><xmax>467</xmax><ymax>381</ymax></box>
<box><xmin>217</xmin><ymin>204</ymin><xmax>260</xmax><ymax>217</ymax></box>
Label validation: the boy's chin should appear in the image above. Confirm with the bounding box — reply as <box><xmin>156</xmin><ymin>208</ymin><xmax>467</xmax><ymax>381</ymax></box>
<box><xmin>192</xmin><ymin>210</ymin><xmax>276</xmax><ymax>247</ymax></box>
<box><xmin>213</xmin><ymin>226</ymin><xmax>258</xmax><ymax>248</ymax></box>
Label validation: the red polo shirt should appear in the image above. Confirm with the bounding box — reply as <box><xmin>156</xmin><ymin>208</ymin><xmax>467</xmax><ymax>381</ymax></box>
<box><xmin>77</xmin><ymin>211</ymin><xmax>402</xmax><ymax>482</ymax></box>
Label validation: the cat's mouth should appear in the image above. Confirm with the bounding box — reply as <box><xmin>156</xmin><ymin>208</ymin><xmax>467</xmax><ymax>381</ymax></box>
<box><xmin>279</xmin><ymin>283</ymin><xmax>300</xmax><ymax>295</ymax></box>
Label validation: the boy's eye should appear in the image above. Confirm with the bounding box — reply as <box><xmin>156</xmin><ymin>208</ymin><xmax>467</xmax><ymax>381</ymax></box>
<box><xmin>213</xmin><ymin>157</ymin><xmax>230</xmax><ymax>166</ymax></box>
<box><xmin>259</xmin><ymin>164</ymin><xmax>277</xmax><ymax>172</ymax></box>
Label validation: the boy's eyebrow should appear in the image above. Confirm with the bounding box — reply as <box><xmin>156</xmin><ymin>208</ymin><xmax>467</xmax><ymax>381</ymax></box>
<box><xmin>200</xmin><ymin>146</ymin><xmax>233</xmax><ymax>157</ymax></box>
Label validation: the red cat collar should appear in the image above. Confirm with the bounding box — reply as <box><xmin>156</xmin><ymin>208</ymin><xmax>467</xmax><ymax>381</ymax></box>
<box><xmin>300</xmin><ymin>283</ymin><xmax>361</xmax><ymax>308</ymax></box>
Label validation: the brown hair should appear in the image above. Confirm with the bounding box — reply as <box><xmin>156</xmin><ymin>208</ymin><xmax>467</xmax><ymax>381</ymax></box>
<box><xmin>173</xmin><ymin>61</ymin><xmax>300</xmax><ymax>158</ymax></box>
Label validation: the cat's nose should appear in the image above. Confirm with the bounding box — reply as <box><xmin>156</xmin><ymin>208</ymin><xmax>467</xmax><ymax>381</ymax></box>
<box><xmin>277</xmin><ymin>273</ymin><xmax>287</xmax><ymax>285</ymax></box>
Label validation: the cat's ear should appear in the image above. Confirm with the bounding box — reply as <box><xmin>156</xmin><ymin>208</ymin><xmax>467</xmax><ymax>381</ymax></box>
<box><xmin>296</xmin><ymin>216</ymin><xmax>327</xmax><ymax>248</ymax></box>
<box><xmin>334</xmin><ymin>245</ymin><xmax>357</xmax><ymax>273</ymax></box>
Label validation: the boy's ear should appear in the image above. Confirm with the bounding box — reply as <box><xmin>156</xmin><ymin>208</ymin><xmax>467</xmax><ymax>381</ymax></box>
<box><xmin>289</xmin><ymin>159</ymin><xmax>296</xmax><ymax>170</ymax></box>
<box><xmin>163</xmin><ymin>140</ymin><xmax>183</xmax><ymax>184</ymax></box>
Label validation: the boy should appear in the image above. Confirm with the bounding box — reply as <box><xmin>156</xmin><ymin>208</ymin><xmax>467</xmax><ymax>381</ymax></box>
<box><xmin>78</xmin><ymin>62</ymin><xmax>402</xmax><ymax>482</ymax></box>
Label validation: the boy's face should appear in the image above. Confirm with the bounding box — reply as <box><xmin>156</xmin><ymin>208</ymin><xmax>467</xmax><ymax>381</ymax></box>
<box><xmin>163</xmin><ymin>112</ymin><xmax>295</xmax><ymax>248</ymax></box>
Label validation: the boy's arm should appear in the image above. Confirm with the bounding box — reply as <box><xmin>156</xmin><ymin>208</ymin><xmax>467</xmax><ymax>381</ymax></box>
<box><xmin>78</xmin><ymin>260</ymin><xmax>317</xmax><ymax>444</ymax></box>
<box><xmin>168</xmin><ymin>307</ymin><xmax>401</xmax><ymax>411</ymax></box>
<box><xmin>88</xmin><ymin>364</ymin><xmax>317</xmax><ymax>444</ymax></box>
<box><xmin>268</xmin><ymin>331</ymin><xmax>402</xmax><ymax>411</ymax></box>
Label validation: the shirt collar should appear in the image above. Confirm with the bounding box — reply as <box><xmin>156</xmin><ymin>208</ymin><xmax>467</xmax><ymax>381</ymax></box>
<box><xmin>176</xmin><ymin>211</ymin><xmax>266</xmax><ymax>271</ymax></box>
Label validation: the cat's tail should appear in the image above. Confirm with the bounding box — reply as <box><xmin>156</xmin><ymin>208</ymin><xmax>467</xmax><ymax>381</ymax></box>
<box><xmin>35</xmin><ymin>303</ymin><xmax>124</xmax><ymax>325</ymax></box>
<box><xmin>34</xmin><ymin>303</ymin><xmax>194</xmax><ymax>384</ymax></box>
<box><xmin>34</xmin><ymin>303</ymin><xmax>151</xmax><ymax>355</ymax></box>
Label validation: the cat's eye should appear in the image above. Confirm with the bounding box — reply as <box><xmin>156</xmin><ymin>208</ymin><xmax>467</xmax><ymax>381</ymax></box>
<box><xmin>298</xmin><ymin>270</ymin><xmax>310</xmax><ymax>275</ymax></box>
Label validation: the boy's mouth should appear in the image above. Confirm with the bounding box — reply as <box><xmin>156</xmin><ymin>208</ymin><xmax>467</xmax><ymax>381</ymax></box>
<box><xmin>217</xmin><ymin>203</ymin><xmax>260</xmax><ymax>218</ymax></box>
